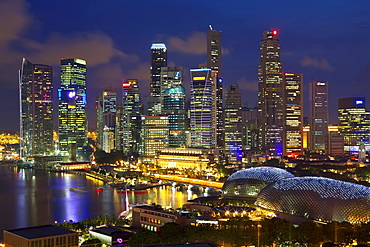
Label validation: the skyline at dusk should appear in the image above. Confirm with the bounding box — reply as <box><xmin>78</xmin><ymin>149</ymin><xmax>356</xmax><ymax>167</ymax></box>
<box><xmin>1</xmin><ymin>0</ymin><xmax>370</xmax><ymax>131</ymax></box>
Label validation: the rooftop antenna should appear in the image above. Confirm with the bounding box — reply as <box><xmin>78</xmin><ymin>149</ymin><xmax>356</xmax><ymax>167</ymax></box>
<box><xmin>209</xmin><ymin>24</ymin><xmax>213</xmax><ymax>30</ymax></box>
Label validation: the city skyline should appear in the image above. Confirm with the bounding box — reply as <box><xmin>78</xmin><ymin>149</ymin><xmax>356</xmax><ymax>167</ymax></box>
<box><xmin>1</xmin><ymin>0</ymin><xmax>370</xmax><ymax>131</ymax></box>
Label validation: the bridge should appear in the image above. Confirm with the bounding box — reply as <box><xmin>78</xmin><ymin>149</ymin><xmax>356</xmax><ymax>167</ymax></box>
<box><xmin>152</xmin><ymin>174</ymin><xmax>223</xmax><ymax>190</ymax></box>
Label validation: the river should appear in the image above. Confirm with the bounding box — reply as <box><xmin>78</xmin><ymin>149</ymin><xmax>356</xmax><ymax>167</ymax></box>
<box><xmin>0</xmin><ymin>166</ymin><xmax>209</xmax><ymax>240</ymax></box>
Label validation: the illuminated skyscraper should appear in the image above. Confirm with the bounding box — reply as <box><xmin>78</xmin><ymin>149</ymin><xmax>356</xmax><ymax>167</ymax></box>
<box><xmin>224</xmin><ymin>84</ymin><xmax>243</xmax><ymax>163</ymax></box>
<box><xmin>141</xmin><ymin>116</ymin><xmax>169</xmax><ymax>161</ymax></box>
<box><xmin>309</xmin><ymin>81</ymin><xmax>328</xmax><ymax>153</ymax></box>
<box><xmin>58</xmin><ymin>58</ymin><xmax>87</xmax><ymax>160</ymax></box>
<box><xmin>96</xmin><ymin>86</ymin><xmax>116</xmax><ymax>151</ymax></box>
<box><xmin>116</xmin><ymin>79</ymin><xmax>142</xmax><ymax>155</ymax></box>
<box><xmin>338</xmin><ymin>97</ymin><xmax>370</xmax><ymax>151</ymax></box>
<box><xmin>189</xmin><ymin>68</ymin><xmax>217</xmax><ymax>149</ymax></box>
<box><xmin>207</xmin><ymin>27</ymin><xmax>222</xmax><ymax>76</ymax></box>
<box><xmin>283</xmin><ymin>73</ymin><xmax>303</xmax><ymax>155</ymax></box>
<box><xmin>19</xmin><ymin>58</ymin><xmax>53</xmax><ymax>158</ymax></box>
<box><xmin>161</xmin><ymin>67</ymin><xmax>186</xmax><ymax>147</ymax></box>
<box><xmin>148</xmin><ymin>43</ymin><xmax>167</xmax><ymax>115</ymax></box>
<box><xmin>258</xmin><ymin>30</ymin><xmax>283</xmax><ymax>157</ymax></box>
<box><xmin>207</xmin><ymin>28</ymin><xmax>224</xmax><ymax>153</ymax></box>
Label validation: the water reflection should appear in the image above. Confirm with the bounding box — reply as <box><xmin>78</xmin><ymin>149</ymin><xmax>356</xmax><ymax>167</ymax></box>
<box><xmin>0</xmin><ymin>166</ymin><xmax>210</xmax><ymax>240</ymax></box>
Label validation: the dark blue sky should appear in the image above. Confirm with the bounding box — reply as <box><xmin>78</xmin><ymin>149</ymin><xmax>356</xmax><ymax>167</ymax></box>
<box><xmin>1</xmin><ymin>0</ymin><xmax>370</xmax><ymax>131</ymax></box>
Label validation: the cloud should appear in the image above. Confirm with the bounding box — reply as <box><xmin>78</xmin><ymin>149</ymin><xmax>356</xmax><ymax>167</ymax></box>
<box><xmin>0</xmin><ymin>0</ymin><xmax>31</xmax><ymax>43</ymax></box>
<box><xmin>167</xmin><ymin>32</ymin><xmax>207</xmax><ymax>55</ymax></box>
<box><xmin>236</xmin><ymin>76</ymin><xmax>258</xmax><ymax>92</ymax></box>
<box><xmin>300</xmin><ymin>56</ymin><xmax>334</xmax><ymax>71</ymax></box>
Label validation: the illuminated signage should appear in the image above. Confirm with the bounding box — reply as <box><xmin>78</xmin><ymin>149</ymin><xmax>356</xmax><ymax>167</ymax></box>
<box><xmin>316</xmin><ymin>82</ymin><xmax>326</xmax><ymax>86</ymax></box>
<box><xmin>284</xmin><ymin>73</ymin><xmax>295</xmax><ymax>76</ymax></box>
<box><xmin>356</xmin><ymin>100</ymin><xmax>363</xmax><ymax>105</ymax></box>
<box><xmin>196</xmin><ymin>220</ymin><xmax>218</xmax><ymax>224</ymax></box>
<box><xmin>68</xmin><ymin>91</ymin><xmax>76</xmax><ymax>98</ymax></box>
<box><xmin>218</xmin><ymin>78</ymin><xmax>223</xmax><ymax>83</ymax></box>
<box><xmin>122</xmin><ymin>83</ymin><xmax>131</xmax><ymax>88</ymax></box>
<box><xmin>175</xmin><ymin>71</ymin><xmax>181</xmax><ymax>77</ymax></box>
<box><xmin>117</xmin><ymin>238</ymin><xmax>123</xmax><ymax>243</ymax></box>
<box><xmin>193</xmin><ymin>77</ymin><xmax>206</xmax><ymax>80</ymax></box>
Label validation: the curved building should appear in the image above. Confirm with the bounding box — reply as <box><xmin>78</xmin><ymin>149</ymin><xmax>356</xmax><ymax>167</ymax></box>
<box><xmin>222</xmin><ymin>167</ymin><xmax>295</xmax><ymax>196</ymax></box>
<box><xmin>255</xmin><ymin>177</ymin><xmax>370</xmax><ymax>224</ymax></box>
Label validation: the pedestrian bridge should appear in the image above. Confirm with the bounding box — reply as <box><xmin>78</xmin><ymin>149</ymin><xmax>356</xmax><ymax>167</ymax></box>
<box><xmin>152</xmin><ymin>174</ymin><xmax>223</xmax><ymax>189</ymax></box>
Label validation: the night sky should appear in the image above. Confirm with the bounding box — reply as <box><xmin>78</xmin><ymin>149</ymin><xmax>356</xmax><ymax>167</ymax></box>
<box><xmin>1</xmin><ymin>0</ymin><xmax>370</xmax><ymax>132</ymax></box>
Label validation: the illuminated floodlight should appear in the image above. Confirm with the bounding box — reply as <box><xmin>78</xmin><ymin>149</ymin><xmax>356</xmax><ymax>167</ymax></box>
<box><xmin>356</xmin><ymin>100</ymin><xmax>363</xmax><ymax>105</ymax></box>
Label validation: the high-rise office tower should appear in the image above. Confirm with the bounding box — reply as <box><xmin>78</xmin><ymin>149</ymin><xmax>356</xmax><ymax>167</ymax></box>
<box><xmin>224</xmin><ymin>84</ymin><xmax>243</xmax><ymax>163</ymax></box>
<box><xmin>19</xmin><ymin>58</ymin><xmax>53</xmax><ymax>158</ymax></box>
<box><xmin>309</xmin><ymin>81</ymin><xmax>329</xmax><ymax>153</ymax></box>
<box><xmin>207</xmin><ymin>27</ymin><xmax>222</xmax><ymax>76</ymax></box>
<box><xmin>148</xmin><ymin>43</ymin><xmax>167</xmax><ymax>115</ymax></box>
<box><xmin>207</xmin><ymin>28</ymin><xmax>224</xmax><ymax>154</ymax></box>
<box><xmin>258</xmin><ymin>30</ymin><xmax>283</xmax><ymax>157</ymax></box>
<box><xmin>96</xmin><ymin>86</ymin><xmax>116</xmax><ymax>151</ymax></box>
<box><xmin>338</xmin><ymin>97</ymin><xmax>370</xmax><ymax>151</ymax></box>
<box><xmin>161</xmin><ymin>67</ymin><xmax>186</xmax><ymax>147</ymax></box>
<box><xmin>141</xmin><ymin>116</ymin><xmax>169</xmax><ymax>160</ymax></box>
<box><xmin>189</xmin><ymin>68</ymin><xmax>217</xmax><ymax>149</ymax></box>
<box><xmin>58</xmin><ymin>58</ymin><xmax>87</xmax><ymax>161</ymax></box>
<box><xmin>116</xmin><ymin>79</ymin><xmax>142</xmax><ymax>155</ymax></box>
<box><xmin>283</xmin><ymin>73</ymin><xmax>303</xmax><ymax>155</ymax></box>
<box><xmin>242</xmin><ymin>106</ymin><xmax>259</xmax><ymax>150</ymax></box>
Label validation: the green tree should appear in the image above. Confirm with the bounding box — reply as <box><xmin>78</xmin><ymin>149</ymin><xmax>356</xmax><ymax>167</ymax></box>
<box><xmin>128</xmin><ymin>229</ymin><xmax>160</xmax><ymax>245</ymax></box>
<box><xmin>295</xmin><ymin>221</ymin><xmax>323</xmax><ymax>247</ymax></box>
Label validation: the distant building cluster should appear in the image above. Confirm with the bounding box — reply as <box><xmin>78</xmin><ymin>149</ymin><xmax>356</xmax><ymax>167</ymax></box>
<box><xmin>19</xmin><ymin>28</ymin><xmax>370</xmax><ymax>164</ymax></box>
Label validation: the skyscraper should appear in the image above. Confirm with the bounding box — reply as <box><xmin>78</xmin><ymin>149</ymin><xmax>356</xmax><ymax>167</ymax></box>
<box><xmin>189</xmin><ymin>68</ymin><xmax>217</xmax><ymax>149</ymax></box>
<box><xmin>258</xmin><ymin>30</ymin><xmax>283</xmax><ymax>157</ymax></box>
<box><xmin>309</xmin><ymin>81</ymin><xmax>329</xmax><ymax>153</ymax></box>
<box><xmin>148</xmin><ymin>43</ymin><xmax>167</xmax><ymax>115</ymax></box>
<box><xmin>141</xmin><ymin>116</ymin><xmax>169</xmax><ymax>161</ymax></box>
<box><xmin>19</xmin><ymin>58</ymin><xmax>53</xmax><ymax>158</ymax></box>
<box><xmin>207</xmin><ymin>28</ymin><xmax>222</xmax><ymax>76</ymax></box>
<box><xmin>224</xmin><ymin>84</ymin><xmax>243</xmax><ymax>163</ymax></box>
<box><xmin>58</xmin><ymin>58</ymin><xmax>87</xmax><ymax>160</ymax></box>
<box><xmin>338</xmin><ymin>97</ymin><xmax>370</xmax><ymax>151</ymax></box>
<box><xmin>96</xmin><ymin>86</ymin><xmax>116</xmax><ymax>151</ymax></box>
<box><xmin>207</xmin><ymin>28</ymin><xmax>224</xmax><ymax>154</ymax></box>
<box><xmin>116</xmin><ymin>79</ymin><xmax>142</xmax><ymax>155</ymax></box>
<box><xmin>161</xmin><ymin>67</ymin><xmax>186</xmax><ymax>147</ymax></box>
<box><xmin>283</xmin><ymin>73</ymin><xmax>303</xmax><ymax>156</ymax></box>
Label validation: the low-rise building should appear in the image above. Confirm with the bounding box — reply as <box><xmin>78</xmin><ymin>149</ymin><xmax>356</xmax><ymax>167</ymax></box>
<box><xmin>3</xmin><ymin>224</ymin><xmax>78</xmax><ymax>247</ymax></box>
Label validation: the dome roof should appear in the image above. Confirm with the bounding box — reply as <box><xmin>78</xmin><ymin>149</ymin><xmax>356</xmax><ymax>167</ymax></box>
<box><xmin>222</xmin><ymin>167</ymin><xmax>295</xmax><ymax>197</ymax></box>
<box><xmin>255</xmin><ymin>177</ymin><xmax>370</xmax><ymax>224</ymax></box>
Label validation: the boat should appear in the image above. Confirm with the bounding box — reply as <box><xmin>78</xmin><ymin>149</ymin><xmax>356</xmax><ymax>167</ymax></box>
<box><xmin>96</xmin><ymin>188</ymin><xmax>103</xmax><ymax>192</ymax></box>
<box><xmin>69</xmin><ymin>187</ymin><xmax>88</xmax><ymax>193</ymax></box>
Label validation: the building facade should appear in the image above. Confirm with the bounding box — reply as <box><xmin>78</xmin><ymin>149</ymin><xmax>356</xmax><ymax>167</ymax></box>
<box><xmin>338</xmin><ymin>97</ymin><xmax>370</xmax><ymax>152</ymax></box>
<box><xmin>224</xmin><ymin>84</ymin><xmax>243</xmax><ymax>163</ymax></box>
<box><xmin>258</xmin><ymin>30</ymin><xmax>283</xmax><ymax>157</ymax></box>
<box><xmin>189</xmin><ymin>69</ymin><xmax>217</xmax><ymax>149</ymax></box>
<box><xmin>116</xmin><ymin>79</ymin><xmax>142</xmax><ymax>155</ymax></box>
<box><xmin>96</xmin><ymin>86</ymin><xmax>116</xmax><ymax>151</ymax></box>
<box><xmin>309</xmin><ymin>81</ymin><xmax>329</xmax><ymax>153</ymax></box>
<box><xmin>282</xmin><ymin>73</ymin><xmax>303</xmax><ymax>156</ymax></box>
<box><xmin>148</xmin><ymin>43</ymin><xmax>167</xmax><ymax>115</ymax></box>
<box><xmin>141</xmin><ymin>116</ymin><xmax>169</xmax><ymax>161</ymax></box>
<box><xmin>19</xmin><ymin>58</ymin><xmax>53</xmax><ymax>158</ymax></box>
<box><xmin>58</xmin><ymin>58</ymin><xmax>88</xmax><ymax>161</ymax></box>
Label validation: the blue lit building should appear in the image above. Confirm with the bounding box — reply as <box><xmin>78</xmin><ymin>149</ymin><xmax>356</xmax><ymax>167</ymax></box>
<box><xmin>58</xmin><ymin>58</ymin><xmax>87</xmax><ymax>161</ymax></box>
<box><xmin>338</xmin><ymin>97</ymin><xmax>370</xmax><ymax>152</ymax></box>
<box><xmin>163</xmin><ymin>85</ymin><xmax>186</xmax><ymax>147</ymax></box>
<box><xmin>189</xmin><ymin>69</ymin><xmax>217</xmax><ymax>149</ymax></box>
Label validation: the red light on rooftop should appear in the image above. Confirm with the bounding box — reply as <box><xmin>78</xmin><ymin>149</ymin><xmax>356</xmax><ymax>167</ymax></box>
<box><xmin>284</xmin><ymin>73</ymin><xmax>295</xmax><ymax>76</ymax></box>
<box><xmin>272</xmin><ymin>30</ymin><xmax>278</xmax><ymax>35</ymax></box>
<box><xmin>122</xmin><ymin>83</ymin><xmax>131</xmax><ymax>88</ymax></box>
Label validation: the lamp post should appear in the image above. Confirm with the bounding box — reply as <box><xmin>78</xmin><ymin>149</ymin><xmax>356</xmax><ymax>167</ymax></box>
<box><xmin>257</xmin><ymin>222</ymin><xmax>262</xmax><ymax>247</ymax></box>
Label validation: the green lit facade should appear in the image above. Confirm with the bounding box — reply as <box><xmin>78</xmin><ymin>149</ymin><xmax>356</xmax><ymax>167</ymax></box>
<box><xmin>19</xmin><ymin>58</ymin><xmax>53</xmax><ymax>158</ymax></box>
<box><xmin>58</xmin><ymin>58</ymin><xmax>87</xmax><ymax>160</ymax></box>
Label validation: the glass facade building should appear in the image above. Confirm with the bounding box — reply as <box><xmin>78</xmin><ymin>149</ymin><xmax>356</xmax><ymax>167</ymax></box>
<box><xmin>58</xmin><ymin>58</ymin><xmax>87</xmax><ymax>161</ymax></box>
<box><xmin>141</xmin><ymin>116</ymin><xmax>169</xmax><ymax>161</ymax></box>
<box><xmin>19</xmin><ymin>58</ymin><xmax>53</xmax><ymax>158</ymax></box>
<box><xmin>189</xmin><ymin>69</ymin><xmax>217</xmax><ymax>149</ymax></box>
<box><xmin>338</xmin><ymin>97</ymin><xmax>370</xmax><ymax>151</ymax></box>
<box><xmin>258</xmin><ymin>30</ymin><xmax>283</xmax><ymax>157</ymax></box>
<box><xmin>256</xmin><ymin>177</ymin><xmax>370</xmax><ymax>224</ymax></box>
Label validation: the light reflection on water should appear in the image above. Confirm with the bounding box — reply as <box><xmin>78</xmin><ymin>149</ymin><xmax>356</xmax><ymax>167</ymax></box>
<box><xmin>0</xmin><ymin>166</ymin><xmax>210</xmax><ymax>240</ymax></box>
